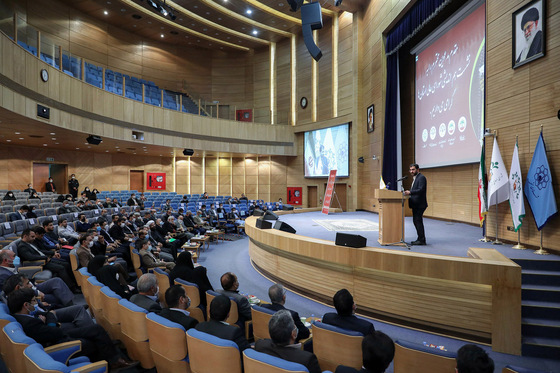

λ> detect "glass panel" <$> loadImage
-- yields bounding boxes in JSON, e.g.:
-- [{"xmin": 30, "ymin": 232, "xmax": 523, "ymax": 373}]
[
  {"xmin": 0, "ymin": 3, "xmax": 14, "ymax": 39},
  {"xmin": 163, "ymin": 90, "xmax": 180, "ymax": 111},
  {"xmin": 84, "ymin": 61, "xmax": 103, "ymax": 88},
  {"xmin": 16, "ymin": 16, "xmax": 38, "ymax": 56},
  {"xmin": 144, "ymin": 83, "xmax": 161, "ymax": 106},
  {"xmin": 105, "ymin": 68, "xmax": 123, "ymax": 95},
  {"xmin": 61, "ymin": 50, "xmax": 82, "ymax": 79},
  {"xmin": 40, "ymin": 34, "xmax": 59, "ymax": 68}
]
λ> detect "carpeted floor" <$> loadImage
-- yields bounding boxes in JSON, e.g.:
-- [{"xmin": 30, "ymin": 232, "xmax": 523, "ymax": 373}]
[{"xmin": 199, "ymin": 211, "xmax": 560, "ymax": 373}]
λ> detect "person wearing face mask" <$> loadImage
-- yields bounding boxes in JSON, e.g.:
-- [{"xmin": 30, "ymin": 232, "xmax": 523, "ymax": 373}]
[
  {"xmin": 8, "ymin": 287, "xmax": 140, "ymax": 371},
  {"xmin": 76, "ymin": 234, "xmax": 99, "ymax": 268},
  {"xmin": 82, "ymin": 187, "xmax": 92, "ymax": 200},
  {"xmin": 136, "ymin": 238, "xmax": 175, "ymax": 273},
  {"xmin": 45, "ymin": 177, "xmax": 56, "ymax": 193},
  {"xmin": 58, "ymin": 218, "xmax": 80, "ymax": 245},
  {"xmin": 76, "ymin": 213, "xmax": 92, "ymax": 233},
  {"xmin": 2, "ymin": 190, "xmax": 16, "ymax": 201},
  {"xmin": 68, "ymin": 174, "xmax": 79, "ymax": 199},
  {"xmin": 23, "ymin": 183, "xmax": 37, "ymax": 195},
  {"xmin": 130, "ymin": 273, "xmax": 162, "ymax": 313}
]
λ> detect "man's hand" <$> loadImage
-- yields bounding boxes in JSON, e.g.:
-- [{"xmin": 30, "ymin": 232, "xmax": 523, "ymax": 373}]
[
  {"xmin": 53, "ymin": 252, "xmax": 61, "ymax": 259},
  {"xmin": 404, "ymin": 190, "xmax": 411, "ymax": 196},
  {"xmin": 108, "ymin": 256, "xmax": 116, "ymax": 263}
]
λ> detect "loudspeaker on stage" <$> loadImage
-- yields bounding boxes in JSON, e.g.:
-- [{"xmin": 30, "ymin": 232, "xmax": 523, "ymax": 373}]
[
  {"xmin": 273, "ymin": 220, "xmax": 297, "ymax": 234},
  {"xmin": 335, "ymin": 233, "xmax": 367, "ymax": 248}
]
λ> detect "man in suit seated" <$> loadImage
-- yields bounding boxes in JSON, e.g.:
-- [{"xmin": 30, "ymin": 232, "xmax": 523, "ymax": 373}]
[
  {"xmin": 255, "ymin": 309, "xmax": 321, "ymax": 373},
  {"xmin": 322, "ymin": 289, "xmax": 374, "ymax": 336},
  {"xmin": 127, "ymin": 193, "xmax": 140, "ymax": 207},
  {"xmin": 136, "ymin": 238, "xmax": 175, "ymax": 273},
  {"xmin": 23, "ymin": 183, "xmax": 37, "ymax": 195},
  {"xmin": 216, "ymin": 272, "xmax": 252, "ymax": 326},
  {"xmin": 8, "ymin": 288, "xmax": 139, "ymax": 371},
  {"xmin": 262, "ymin": 284, "xmax": 310, "ymax": 342},
  {"xmin": 159, "ymin": 285, "xmax": 198, "ymax": 330},
  {"xmin": 456, "ymin": 344, "xmax": 494, "ymax": 373},
  {"xmin": 130, "ymin": 273, "xmax": 162, "ymax": 313},
  {"xmin": 9, "ymin": 205, "xmax": 29, "ymax": 222},
  {"xmin": 45, "ymin": 177, "xmax": 56, "ymax": 193},
  {"xmin": 17, "ymin": 228, "xmax": 79, "ymax": 293},
  {"xmin": 195, "ymin": 294, "xmax": 250, "ymax": 352},
  {"xmin": 335, "ymin": 331, "xmax": 395, "ymax": 373}
]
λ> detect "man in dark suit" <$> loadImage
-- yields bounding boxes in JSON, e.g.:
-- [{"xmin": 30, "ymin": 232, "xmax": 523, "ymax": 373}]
[
  {"xmin": 68, "ymin": 174, "xmax": 79, "ymax": 199},
  {"xmin": 404, "ymin": 163, "xmax": 427, "ymax": 245},
  {"xmin": 8, "ymin": 288, "xmax": 138, "ymax": 371},
  {"xmin": 159, "ymin": 285, "xmax": 198, "ymax": 330},
  {"xmin": 335, "ymin": 331, "xmax": 395, "ymax": 373},
  {"xmin": 216, "ymin": 272, "xmax": 253, "ymax": 326},
  {"xmin": 17, "ymin": 228, "xmax": 79, "ymax": 293},
  {"xmin": 9, "ymin": 205, "xmax": 29, "ymax": 222},
  {"xmin": 255, "ymin": 309, "xmax": 321, "ymax": 373},
  {"xmin": 23, "ymin": 183, "xmax": 37, "ymax": 195},
  {"xmin": 322, "ymin": 289, "xmax": 374, "ymax": 336},
  {"xmin": 195, "ymin": 294, "xmax": 251, "ymax": 352},
  {"xmin": 130, "ymin": 273, "xmax": 163, "ymax": 313},
  {"xmin": 262, "ymin": 284, "xmax": 310, "ymax": 342},
  {"xmin": 45, "ymin": 177, "xmax": 56, "ymax": 193},
  {"xmin": 127, "ymin": 193, "xmax": 140, "ymax": 207}
]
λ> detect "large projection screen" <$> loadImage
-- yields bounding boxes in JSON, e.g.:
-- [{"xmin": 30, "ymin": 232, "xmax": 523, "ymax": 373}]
[
  {"xmin": 304, "ymin": 123, "xmax": 349, "ymax": 178},
  {"xmin": 414, "ymin": 2, "xmax": 485, "ymax": 169}
]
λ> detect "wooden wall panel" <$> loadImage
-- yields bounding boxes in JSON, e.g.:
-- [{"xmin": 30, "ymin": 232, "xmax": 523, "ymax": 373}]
[
  {"xmin": 245, "ymin": 157, "xmax": 258, "ymax": 198},
  {"xmin": 257, "ymin": 157, "xmax": 271, "ymax": 201},
  {"xmin": 276, "ymin": 39, "xmax": 291, "ymax": 125},
  {"xmin": 253, "ymin": 47, "xmax": 270, "ymax": 124},
  {"xmin": 218, "ymin": 157, "xmax": 232, "ymax": 196}
]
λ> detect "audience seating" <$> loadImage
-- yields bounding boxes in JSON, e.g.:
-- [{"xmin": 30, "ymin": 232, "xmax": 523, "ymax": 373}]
[
  {"xmin": 251, "ymin": 305, "xmax": 275, "ymax": 341},
  {"xmin": 174, "ymin": 278, "xmax": 206, "ymax": 322},
  {"xmin": 24, "ymin": 342, "xmax": 108, "ymax": 373},
  {"xmin": 69, "ymin": 248, "xmax": 81, "ymax": 286},
  {"xmin": 393, "ymin": 339, "xmax": 457, "ymax": 373},
  {"xmin": 146, "ymin": 312, "xmax": 190, "ymax": 373},
  {"xmin": 99, "ymin": 286, "xmax": 123, "ymax": 341},
  {"xmin": 502, "ymin": 366, "xmax": 550, "ymax": 373},
  {"xmin": 186, "ymin": 328, "xmax": 242, "ymax": 373},
  {"xmin": 131, "ymin": 248, "xmax": 146, "ymax": 278},
  {"xmin": 312, "ymin": 322, "xmax": 363, "ymax": 372},
  {"xmin": 243, "ymin": 348, "xmax": 324, "ymax": 373},
  {"xmin": 206, "ymin": 290, "xmax": 239, "ymax": 326},
  {"xmin": 117, "ymin": 299, "xmax": 155, "ymax": 369},
  {"xmin": 85, "ymin": 276, "xmax": 105, "ymax": 321},
  {"xmin": 153, "ymin": 267, "xmax": 171, "ymax": 306}
]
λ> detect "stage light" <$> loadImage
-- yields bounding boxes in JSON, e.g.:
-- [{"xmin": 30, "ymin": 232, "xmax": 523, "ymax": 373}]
[
  {"xmin": 358, "ymin": 157, "xmax": 364, "ymax": 163},
  {"xmin": 286, "ymin": 0, "xmax": 304, "ymax": 12},
  {"xmin": 160, "ymin": 7, "xmax": 168, "ymax": 16},
  {"xmin": 246, "ymin": 9, "xmax": 252, "ymax": 14},
  {"xmin": 147, "ymin": 0, "xmax": 158, "ymax": 9}
]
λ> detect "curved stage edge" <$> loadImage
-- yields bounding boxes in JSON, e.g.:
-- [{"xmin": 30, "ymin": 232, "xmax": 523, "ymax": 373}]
[{"xmin": 245, "ymin": 211, "xmax": 521, "ymax": 355}]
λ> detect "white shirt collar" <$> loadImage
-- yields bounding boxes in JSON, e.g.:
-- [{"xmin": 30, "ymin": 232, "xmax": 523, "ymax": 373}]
[{"xmin": 170, "ymin": 308, "xmax": 190, "ymax": 316}]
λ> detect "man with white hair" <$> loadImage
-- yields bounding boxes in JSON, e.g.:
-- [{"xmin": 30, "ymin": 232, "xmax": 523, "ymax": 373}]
[
  {"xmin": 516, "ymin": 7, "xmax": 543, "ymax": 63},
  {"xmin": 130, "ymin": 273, "xmax": 162, "ymax": 313}
]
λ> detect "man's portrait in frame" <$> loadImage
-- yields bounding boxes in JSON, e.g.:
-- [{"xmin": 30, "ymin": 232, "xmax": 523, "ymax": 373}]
[{"xmin": 513, "ymin": 0, "xmax": 545, "ymax": 69}]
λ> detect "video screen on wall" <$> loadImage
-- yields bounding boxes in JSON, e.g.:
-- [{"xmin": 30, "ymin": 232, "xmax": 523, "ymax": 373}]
[
  {"xmin": 304, "ymin": 123, "xmax": 349, "ymax": 178},
  {"xmin": 414, "ymin": 1, "xmax": 485, "ymax": 168}
]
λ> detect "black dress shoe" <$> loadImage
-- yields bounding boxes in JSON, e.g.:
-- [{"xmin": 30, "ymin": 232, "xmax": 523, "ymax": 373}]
[
  {"xmin": 110, "ymin": 358, "xmax": 140, "ymax": 372},
  {"xmin": 411, "ymin": 240, "xmax": 426, "ymax": 245}
]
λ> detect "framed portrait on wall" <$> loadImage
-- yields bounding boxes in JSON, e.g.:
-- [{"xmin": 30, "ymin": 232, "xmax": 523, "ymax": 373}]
[
  {"xmin": 367, "ymin": 104, "xmax": 374, "ymax": 133},
  {"xmin": 512, "ymin": 0, "xmax": 545, "ymax": 69}
]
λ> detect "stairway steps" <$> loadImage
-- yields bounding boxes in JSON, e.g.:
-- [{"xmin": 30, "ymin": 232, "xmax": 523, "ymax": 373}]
[
  {"xmin": 522, "ymin": 321, "xmax": 560, "ymax": 339},
  {"xmin": 512, "ymin": 259, "xmax": 560, "ymax": 271},
  {"xmin": 522, "ymin": 287, "xmax": 560, "ymax": 303},
  {"xmin": 522, "ymin": 272, "xmax": 560, "ymax": 287}
]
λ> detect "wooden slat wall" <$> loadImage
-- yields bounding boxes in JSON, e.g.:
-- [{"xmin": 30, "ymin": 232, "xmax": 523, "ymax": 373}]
[
  {"xmin": 317, "ymin": 18, "xmax": 333, "ymax": 122},
  {"xmin": 218, "ymin": 157, "xmax": 232, "ymax": 196},
  {"xmin": 232, "ymin": 158, "xmax": 246, "ymax": 197},
  {"xmin": 257, "ymin": 157, "xmax": 271, "ymax": 201},
  {"xmin": 276, "ymin": 38, "xmax": 291, "ymax": 125},
  {"xmin": 205, "ymin": 157, "xmax": 218, "ymax": 196},
  {"xmin": 245, "ymin": 157, "xmax": 258, "ymax": 198},
  {"xmin": 252, "ymin": 48, "xmax": 270, "ymax": 124}
]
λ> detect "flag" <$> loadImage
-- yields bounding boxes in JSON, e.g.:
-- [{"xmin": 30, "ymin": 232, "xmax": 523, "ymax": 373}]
[
  {"xmin": 508, "ymin": 140, "xmax": 525, "ymax": 231},
  {"xmin": 477, "ymin": 143, "xmax": 487, "ymax": 226},
  {"xmin": 487, "ymin": 138, "xmax": 509, "ymax": 206},
  {"xmin": 524, "ymin": 133, "xmax": 558, "ymax": 230},
  {"xmin": 380, "ymin": 176, "xmax": 386, "ymax": 190}
]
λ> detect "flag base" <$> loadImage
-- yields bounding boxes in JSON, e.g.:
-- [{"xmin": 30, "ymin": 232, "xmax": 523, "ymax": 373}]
[
  {"xmin": 534, "ymin": 248, "xmax": 549, "ymax": 255},
  {"xmin": 492, "ymin": 239, "xmax": 503, "ymax": 245},
  {"xmin": 479, "ymin": 237, "xmax": 491, "ymax": 242},
  {"xmin": 512, "ymin": 243, "xmax": 526, "ymax": 250}
]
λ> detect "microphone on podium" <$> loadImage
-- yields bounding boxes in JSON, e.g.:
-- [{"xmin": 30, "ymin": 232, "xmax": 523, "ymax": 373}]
[{"xmin": 396, "ymin": 175, "xmax": 408, "ymax": 182}]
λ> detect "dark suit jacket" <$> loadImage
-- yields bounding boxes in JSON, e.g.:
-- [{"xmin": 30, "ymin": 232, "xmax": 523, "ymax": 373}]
[
  {"xmin": 335, "ymin": 366, "xmax": 369, "ymax": 373},
  {"xmin": 17, "ymin": 240, "xmax": 51, "ymax": 262},
  {"xmin": 45, "ymin": 182, "xmax": 56, "ymax": 192},
  {"xmin": 9, "ymin": 211, "xmax": 26, "ymax": 222},
  {"xmin": 195, "ymin": 319, "xmax": 250, "ymax": 351},
  {"xmin": 261, "ymin": 303, "xmax": 310, "ymax": 342},
  {"xmin": 13, "ymin": 313, "xmax": 69, "ymax": 347},
  {"xmin": 127, "ymin": 197, "xmax": 139, "ymax": 206},
  {"xmin": 408, "ymin": 173, "xmax": 427, "ymax": 210},
  {"xmin": 130, "ymin": 294, "xmax": 163, "ymax": 313},
  {"xmin": 159, "ymin": 308, "xmax": 198, "ymax": 331},
  {"xmin": 322, "ymin": 313, "xmax": 375, "ymax": 336},
  {"xmin": 254, "ymin": 339, "xmax": 321, "ymax": 373},
  {"xmin": 0, "ymin": 266, "xmax": 17, "ymax": 289}
]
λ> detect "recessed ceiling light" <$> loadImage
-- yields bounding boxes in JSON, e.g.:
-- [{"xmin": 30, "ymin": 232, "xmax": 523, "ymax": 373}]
[
  {"xmin": 218, "ymin": 17, "xmax": 222, "ymax": 20},
  {"xmin": 252, "ymin": 30, "xmax": 258, "ymax": 35},
  {"xmin": 43, "ymin": 144, "xmax": 48, "ymax": 146},
  {"xmin": 133, "ymin": 25, "xmax": 137, "ymax": 27},
  {"xmin": 50, "ymin": 132, "xmax": 55, "ymax": 135},
  {"xmin": 206, "ymin": 12, "xmax": 210, "ymax": 15},
  {"xmin": 193, "ymin": 5, "xmax": 198, "ymax": 8},
  {"xmin": 161, "ymin": 34, "xmax": 164, "ymax": 38},
  {"xmin": 76, "ymin": 147, "xmax": 80, "ymax": 150},
  {"xmin": 6, "ymin": 140, "xmax": 11, "ymax": 142},
  {"xmin": 241, "ymin": 27, "xmax": 245, "ymax": 30},
  {"xmin": 203, "ymin": 28, "xmax": 207, "ymax": 31},
  {"xmin": 106, "ymin": 1, "xmax": 111, "ymax": 4},
  {"xmin": 278, "ymin": 2, "xmax": 283, "ymax": 6},
  {"xmin": 120, "ymin": 8, "xmax": 126, "ymax": 12},
  {"xmin": 104, "ymin": 10, "xmax": 109, "ymax": 15},
  {"xmin": 106, "ymin": 150, "xmax": 109, "ymax": 152},
  {"xmin": 246, "ymin": 9, "xmax": 252, "ymax": 14},
  {"xmin": 52, "ymin": 138, "xmax": 56, "ymax": 140},
  {"xmin": 15, "ymin": 132, "xmax": 20, "ymax": 134},
  {"xmin": 55, "ymin": 142, "xmax": 60, "ymax": 145},
  {"xmin": 19, "ymin": 137, "xmax": 24, "ymax": 140}
]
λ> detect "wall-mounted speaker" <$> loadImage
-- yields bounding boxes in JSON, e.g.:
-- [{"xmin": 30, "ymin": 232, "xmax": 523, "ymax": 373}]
[
  {"xmin": 273, "ymin": 220, "xmax": 296, "ymax": 234},
  {"xmin": 256, "ymin": 218, "xmax": 273, "ymax": 229},
  {"xmin": 183, "ymin": 149, "xmax": 194, "ymax": 156},
  {"xmin": 37, "ymin": 104, "xmax": 50, "ymax": 119},
  {"xmin": 86, "ymin": 135, "xmax": 102, "ymax": 145},
  {"xmin": 335, "ymin": 233, "xmax": 367, "ymax": 248},
  {"xmin": 263, "ymin": 211, "xmax": 279, "ymax": 221}
]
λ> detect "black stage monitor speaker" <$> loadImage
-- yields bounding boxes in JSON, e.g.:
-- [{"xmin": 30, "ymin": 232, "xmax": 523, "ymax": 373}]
[
  {"xmin": 256, "ymin": 218, "xmax": 273, "ymax": 229},
  {"xmin": 335, "ymin": 233, "xmax": 367, "ymax": 248},
  {"xmin": 37, "ymin": 104, "xmax": 50, "ymax": 119},
  {"xmin": 86, "ymin": 135, "xmax": 102, "ymax": 145},
  {"xmin": 282, "ymin": 204, "xmax": 294, "ymax": 211},
  {"xmin": 274, "ymin": 220, "xmax": 296, "ymax": 234},
  {"xmin": 183, "ymin": 149, "xmax": 194, "ymax": 156},
  {"xmin": 263, "ymin": 211, "xmax": 279, "ymax": 221},
  {"xmin": 253, "ymin": 209, "xmax": 265, "ymax": 217}
]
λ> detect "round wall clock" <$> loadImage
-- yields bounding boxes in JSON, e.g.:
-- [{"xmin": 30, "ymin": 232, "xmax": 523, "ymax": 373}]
[
  {"xmin": 300, "ymin": 97, "xmax": 308, "ymax": 109},
  {"xmin": 40, "ymin": 69, "xmax": 49, "ymax": 82}
]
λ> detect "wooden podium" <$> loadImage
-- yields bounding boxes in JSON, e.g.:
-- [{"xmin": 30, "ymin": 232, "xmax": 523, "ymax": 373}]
[{"xmin": 375, "ymin": 189, "xmax": 406, "ymax": 245}]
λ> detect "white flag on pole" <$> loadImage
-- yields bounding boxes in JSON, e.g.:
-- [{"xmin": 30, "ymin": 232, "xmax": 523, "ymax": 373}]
[
  {"xmin": 488, "ymin": 138, "xmax": 509, "ymax": 206},
  {"xmin": 508, "ymin": 141, "xmax": 525, "ymax": 231}
]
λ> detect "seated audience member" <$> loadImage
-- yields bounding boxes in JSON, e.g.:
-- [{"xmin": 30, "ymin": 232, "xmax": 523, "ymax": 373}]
[
  {"xmin": 26, "ymin": 205, "xmax": 38, "ymax": 218},
  {"xmin": 136, "ymin": 238, "xmax": 175, "ymax": 273},
  {"xmin": 3, "ymin": 191, "xmax": 16, "ymax": 201},
  {"xmin": 216, "ymin": 203, "xmax": 225, "ymax": 215},
  {"xmin": 262, "ymin": 284, "xmax": 310, "ymax": 342},
  {"xmin": 8, "ymin": 288, "xmax": 139, "ymax": 370},
  {"xmin": 170, "ymin": 251, "xmax": 213, "ymax": 307},
  {"xmin": 138, "ymin": 229, "xmax": 173, "ymax": 263},
  {"xmin": 58, "ymin": 218, "xmax": 80, "ymax": 245},
  {"xmin": 111, "ymin": 198, "xmax": 121, "ymax": 208},
  {"xmin": 88, "ymin": 255, "xmax": 136, "ymax": 300},
  {"xmin": 78, "ymin": 191, "xmax": 89, "ymax": 203},
  {"xmin": 45, "ymin": 177, "xmax": 56, "ymax": 193},
  {"xmin": 335, "ymin": 331, "xmax": 395, "ymax": 373},
  {"xmin": 216, "ymin": 272, "xmax": 252, "ymax": 325},
  {"xmin": 29, "ymin": 191, "xmax": 41, "ymax": 201},
  {"xmin": 127, "ymin": 193, "xmax": 140, "ymax": 206},
  {"xmin": 193, "ymin": 210, "xmax": 210, "ymax": 231},
  {"xmin": 199, "ymin": 204, "xmax": 209, "ymax": 220},
  {"xmin": 77, "ymin": 233, "xmax": 112, "ymax": 268},
  {"xmin": 3, "ymin": 274, "xmax": 93, "ymax": 330},
  {"xmin": 57, "ymin": 200, "xmax": 73, "ymax": 214},
  {"xmin": 323, "ymin": 289, "xmax": 375, "ymax": 335},
  {"xmin": 76, "ymin": 213, "xmax": 92, "ymax": 233},
  {"xmin": 130, "ymin": 273, "xmax": 162, "ymax": 313},
  {"xmin": 228, "ymin": 207, "xmax": 245, "ymax": 228},
  {"xmin": 32, "ymin": 226, "xmax": 62, "ymax": 256},
  {"xmin": 159, "ymin": 285, "xmax": 199, "ymax": 330},
  {"xmin": 161, "ymin": 199, "xmax": 173, "ymax": 212},
  {"xmin": 255, "ymin": 310, "xmax": 321, "ymax": 373},
  {"xmin": 239, "ymin": 193, "xmax": 248, "ymax": 202},
  {"xmin": 176, "ymin": 214, "xmax": 188, "ymax": 232},
  {"xmin": 10, "ymin": 205, "xmax": 29, "ymax": 221},
  {"xmin": 201, "ymin": 192, "xmax": 209, "ymax": 199},
  {"xmin": 148, "ymin": 219, "xmax": 183, "ymax": 260},
  {"xmin": 43, "ymin": 219, "xmax": 67, "ymax": 246},
  {"xmin": 23, "ymin": 183, "xmax": 37, "ymax": 195},
  {"xmin": 90, "ymin": 188, "xmax": 99, "ymax": 200},
  {"xmin": 180, "ymin": 195, "xmax": 189, "ymax": 204},
  {"xmin": 208, "ymin": 203, "xmax": 219, "ymax": 226},
  {"xmin": 195, "ymin": 294, "xmax": 251, "ymax": 352},
  {"xmin": 184, "ymin": 210, "xmax": 206, "ymax": 235},
  {"xmin": 456, "ymin": 344, "xmax": 494, "ymax": 373}
]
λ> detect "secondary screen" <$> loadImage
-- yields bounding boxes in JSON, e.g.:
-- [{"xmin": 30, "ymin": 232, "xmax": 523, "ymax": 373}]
[
  {"xmin": 415, "ymin": 3, "xmax": 485, "ymax": 168},
  {"xmin": 304, "ymin": 123, "xmax": 349, "ymax": 178}
]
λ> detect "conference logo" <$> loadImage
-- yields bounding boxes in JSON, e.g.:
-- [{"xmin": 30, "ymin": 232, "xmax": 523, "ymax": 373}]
[
  {"xmin": 527, "ymin": 165, "xmax": 550, "ymax": 198},
  {"xmin": 458, "ymin": 116, "xmax": 467, "ymax": 132},
  {"xmin": 430, "ymin": 126, "xmax": 436, "ymax": 140},
  {"xmin": 510, "ymin": 171, "xmax": 522, "ymax": 199},
  {"xmin": 422, "ymin": 129, "xmax": 428, "ymax": 142},
  {"xmin": 448, "ymin": 120, "xmax": 455, "ymax": 135},
  {"xmin": 439, "ymin": 123, "xmax": 446, "ymax": 138}
]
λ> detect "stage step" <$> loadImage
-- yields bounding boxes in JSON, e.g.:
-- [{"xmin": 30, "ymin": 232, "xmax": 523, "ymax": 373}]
[{"xmin": 515, "ymin": 259, "xmax": 560, "ymax": 360}]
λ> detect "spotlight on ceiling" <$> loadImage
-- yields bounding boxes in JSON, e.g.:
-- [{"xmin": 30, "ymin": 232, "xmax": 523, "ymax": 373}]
[
  {"xmin": 147, "ymin": 0, "xmax": 158, "ymax": 9},
  {"xmin": 286, "ymin": 0, "xmax": 304, "ymax": 12}
]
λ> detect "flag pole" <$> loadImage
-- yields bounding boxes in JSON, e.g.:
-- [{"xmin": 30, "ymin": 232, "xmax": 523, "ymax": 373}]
[
  {"xmin": 534, "ymin": 126, "xmax": 549, "ymax": 255},
  {"xmin": 479, "ymin": 135, "xmax": 490, "ymax": 242},
  {"xmin": 492, "ymin": 130, "xmax": 502, "ymax": 245},
  {"xmin": 512, "ymin": 136, "xmax": 526, "ymax": 250}
]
